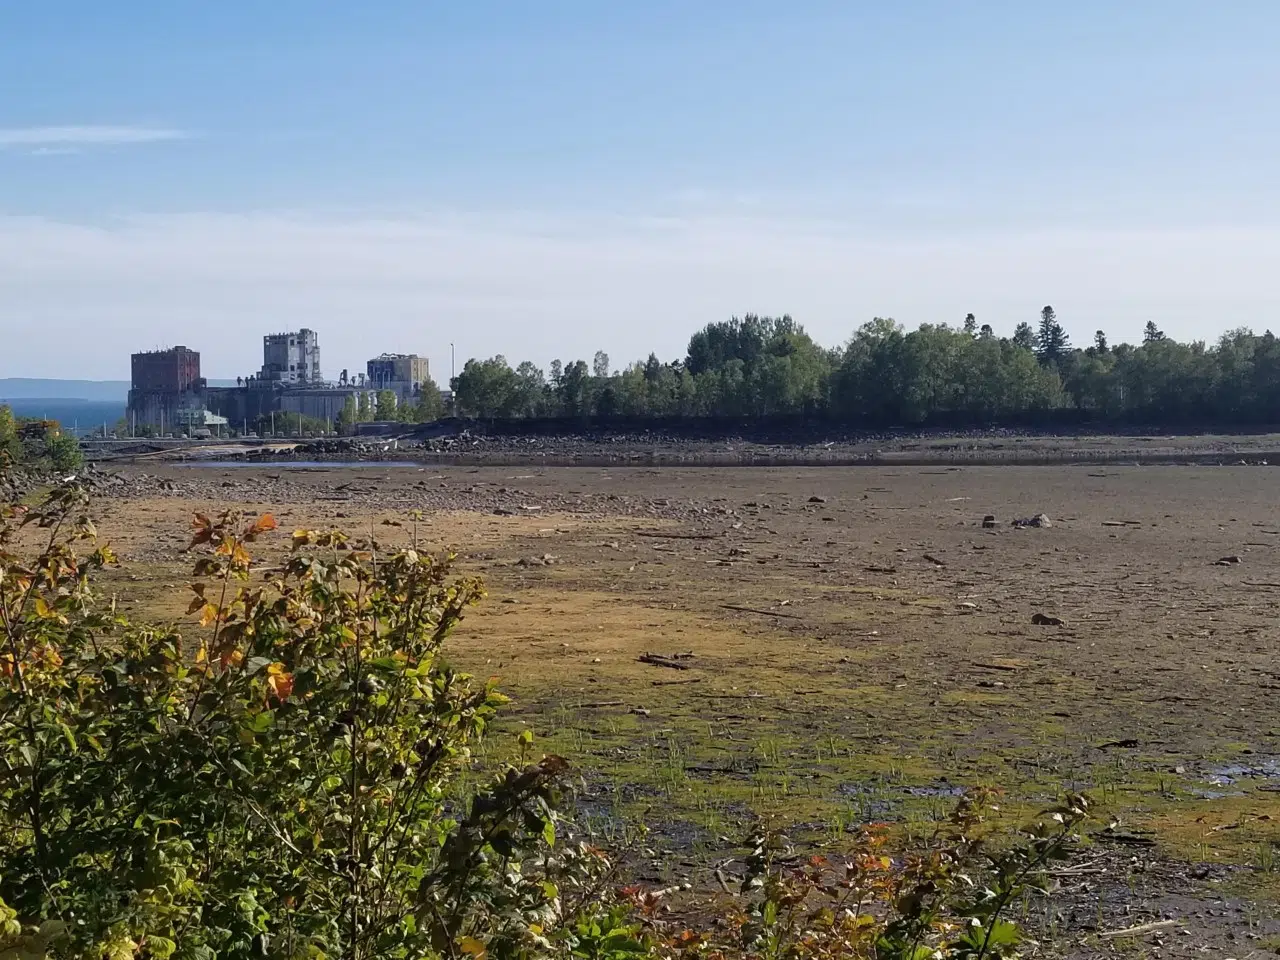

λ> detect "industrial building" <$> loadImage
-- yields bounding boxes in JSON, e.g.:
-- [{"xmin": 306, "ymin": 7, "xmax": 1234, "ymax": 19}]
[
  {"xmin": 126, "ymin": 330, "xmax": 441, "ymax": 436},
  {"xmin": 260, "ymin": 329, "xmax": 322, "ymax": 384},
  {"xmin": 366, "ymin": 353, "xmax": 431, "ymax": 404},
  {"xmin": 126, "ymin": 346, "xmax": 226, "ymax": 434}
]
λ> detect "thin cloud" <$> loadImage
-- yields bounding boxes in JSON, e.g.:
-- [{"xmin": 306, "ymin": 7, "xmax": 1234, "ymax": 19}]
[
  {"xmin": 0, "ymin": 125, "xmax": 190, "ymax": 148},
  {"xmin": 1, "ymin": 210, "xmax": 1278, "ymax": 379}
]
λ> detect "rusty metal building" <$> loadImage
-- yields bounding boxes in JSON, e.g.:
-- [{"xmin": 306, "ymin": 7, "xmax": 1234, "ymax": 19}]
[
  {"xmin": 127, "ymin": 347, "xmax": 207, "ymax": 432},
  {"xmin": 130, "ymin": 345, "xmax": 201, "ymax": 393}
]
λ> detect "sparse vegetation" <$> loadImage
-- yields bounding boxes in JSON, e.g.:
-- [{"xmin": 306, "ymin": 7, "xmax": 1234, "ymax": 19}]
[
  {"xmin": 0, "ymin": 461, "xmax": 1098, "ymax": 958},
  {"xmin": 0, "ymin": 405, "xmax": 82, "ymax": 473}
]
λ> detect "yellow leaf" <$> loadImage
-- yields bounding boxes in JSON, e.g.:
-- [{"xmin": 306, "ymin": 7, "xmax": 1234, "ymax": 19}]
[
  {"xmin": 266, "ymin": 663, "xmax": 294, "ymax": 702},
  {"xmin": 458, "ymin": 936, "xmax": 487, "ymax": 960}
]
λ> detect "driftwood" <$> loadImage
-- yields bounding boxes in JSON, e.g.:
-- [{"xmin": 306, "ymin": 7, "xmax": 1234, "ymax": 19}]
[
  {"xmin": 720, "ymin": 603, "xmax": 804, "ymax": 621},
  {"xmin": 638, "ymin": 653, "xmax": 692, "ymax": 671}
]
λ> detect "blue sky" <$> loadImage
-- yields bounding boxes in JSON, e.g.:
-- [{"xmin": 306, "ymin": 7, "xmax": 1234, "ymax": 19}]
[{"xmin": 2, "ymin": 2, "xmax": 1278, "ymax": 379}]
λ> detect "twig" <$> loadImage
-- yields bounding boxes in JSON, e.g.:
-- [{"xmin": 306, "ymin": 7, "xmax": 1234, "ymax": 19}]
[{"xmin": 1098, "ymin": 919, "xmax": 1181, "ymax": 939}]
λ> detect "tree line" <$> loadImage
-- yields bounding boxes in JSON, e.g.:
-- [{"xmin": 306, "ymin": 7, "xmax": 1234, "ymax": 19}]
[
  {"xmin": 450, "ymin": 311, "xmax": 1280, "ymax": 426},
  {"xmin": 335, "ymin": 385, "xmax": 445, "ymax": 430}
]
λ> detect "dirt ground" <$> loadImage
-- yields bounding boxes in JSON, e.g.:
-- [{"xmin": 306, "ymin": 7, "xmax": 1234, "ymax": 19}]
[{"xmin": 87, "ymin": 461, "xmax": 1280, "ymax": 956}]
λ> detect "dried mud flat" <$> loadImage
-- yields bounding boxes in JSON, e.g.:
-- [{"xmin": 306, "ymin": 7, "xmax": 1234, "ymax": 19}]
[{"xmin": 90, "ymin": 461, "xmax": 1280, "ymax": 956}]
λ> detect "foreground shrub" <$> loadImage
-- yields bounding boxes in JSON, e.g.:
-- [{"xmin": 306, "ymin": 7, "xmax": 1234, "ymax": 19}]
[{"xmin": 1, "ymin": 482, "xmax": 610, "ymax": 958}]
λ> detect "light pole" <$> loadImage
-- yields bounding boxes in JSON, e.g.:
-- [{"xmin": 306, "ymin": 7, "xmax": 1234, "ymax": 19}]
[{"xmin": 450, "ymin": 342, "xmax": 455, "ymax": 384}]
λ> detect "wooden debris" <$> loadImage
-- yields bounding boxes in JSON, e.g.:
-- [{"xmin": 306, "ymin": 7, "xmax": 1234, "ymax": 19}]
[
  {"xmin": 638, "ymin": 653, "xmax": 694, "ymax": 670},
  {"xmin": 720, "ymin": 603, "xmax": 804, "ymax": 621}
]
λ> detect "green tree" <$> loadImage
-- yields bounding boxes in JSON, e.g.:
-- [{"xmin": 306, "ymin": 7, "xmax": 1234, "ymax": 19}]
[
  {"xmin": 1011, "ymin": 322, "xmax": 1036, "ymax": 352},
  {"xmin": 375, "ymin": 389, "xmax": 398, "ymax": 420},
  {"xmin": 558, "ymin": 360, "xmax": 591, "ymax": 417},
  {"xmin": 454, "ymin": 356, "xmax": 524, "ymax": 417},
  {"xmin": 336, "ymin": 394, "xmax": 357, "ymax": 433},
  {"xmin": 1035, "ymin": 305, "xmax": 1070, "ymax": 366},
  {"xmin": 963, "ymin": 313, "xmax": 977, "ymax": 336},
  {"xmin": 43, "ymin": 425, "xmax": 82, "ymax": 472},
  {"xmin": 592, "ymin": 350, "xmax": 610, "ymax": 379},
  {"xmin": 404, "ymin": 376, "xmax": 445, "ymax": 422},
  {"xmin": 357, "ymin": 391, "xmax": 372, "ymax": 422},
  {"xmin": 1143, "ymin": 320, "xmax": 1166, "ymax": 343},
  {"xmin": 514, "ymin": 361, "xmax": 549, "ymax": 416},
  {"xmin": 0, "ymin": 406, "xmax": 18, "ymax": 464}
]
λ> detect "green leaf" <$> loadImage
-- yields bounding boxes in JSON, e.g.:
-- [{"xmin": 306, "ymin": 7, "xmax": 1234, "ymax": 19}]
[{"xmin": 148, "ymin": 936, "xmax": 177, "ymax": 959}]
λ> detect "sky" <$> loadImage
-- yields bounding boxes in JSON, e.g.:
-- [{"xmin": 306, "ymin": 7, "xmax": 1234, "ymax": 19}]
[{"xmin": 2, "ymin": 1, "xmax": 1279, "ymax": 381}]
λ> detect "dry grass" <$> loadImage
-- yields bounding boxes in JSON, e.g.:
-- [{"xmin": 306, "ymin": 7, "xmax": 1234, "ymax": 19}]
[{"xmin": 87, "ymin": 463, "xmax": 1280, "ymax": 899}]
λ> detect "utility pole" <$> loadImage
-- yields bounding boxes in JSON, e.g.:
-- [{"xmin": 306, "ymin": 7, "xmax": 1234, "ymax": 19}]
[{"xmin": 450, "ymin": 342, "xmax": 455, "ymax": 383}]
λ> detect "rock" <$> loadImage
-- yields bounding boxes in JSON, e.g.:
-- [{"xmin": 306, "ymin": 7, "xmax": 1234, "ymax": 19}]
[
  {"xmin": 1031, "ymin": 613, "xmax": 1065, "ymax": 626},
  {"xmin": 982, "ymin": 515, "xmax": 997, "ymax": 528},
  {"xmin": 1214, "ymin": 555, "xmax": 1243, "ymax": 565},
  {"xmin": 1013, "ymin": 513, "xmax": 1052, "ymax": 528},
  {"xmin": 808, "ymin": 496, "xmax": 827, "ymax": 503}
]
